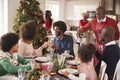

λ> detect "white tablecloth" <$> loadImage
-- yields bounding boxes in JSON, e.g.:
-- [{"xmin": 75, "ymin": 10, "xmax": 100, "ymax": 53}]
[{"xmin": 0, "ymin": 74, "xmax": 18, "ymax": 80}]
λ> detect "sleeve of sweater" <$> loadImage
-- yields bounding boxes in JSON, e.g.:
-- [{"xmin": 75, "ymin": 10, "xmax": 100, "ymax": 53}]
[
  {"xmin": 17, "ymin": 55, "xmax": 30, "ymax": 64},
  {"xmin": 2, "ymin": 58, "xmax": 31, "ymax": 74},
  {"xmin": 35, "ymin": 42, "xmax": 48, "ymax": 56}
]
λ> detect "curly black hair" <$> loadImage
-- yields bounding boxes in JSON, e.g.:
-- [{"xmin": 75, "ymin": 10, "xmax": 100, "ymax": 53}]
[
  {"xmin": 20, "ymin": 20, "xmax": 37, "ymax": 40},
  {"xmin": 0, "ymin": 33, "xmax": 19, "ymax": 52},
  {"xmin": 53, "ymin": 21, "xmax": 67, "ymax": 33},
  {"xmin": 78, "ymin": 44, "xmax": 96, "ymax": 63}
]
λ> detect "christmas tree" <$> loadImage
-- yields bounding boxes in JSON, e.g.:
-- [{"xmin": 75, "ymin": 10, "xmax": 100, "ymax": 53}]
[{"xmin": 13, "ymin": 0, "xmax": 48, "ymax": 51}]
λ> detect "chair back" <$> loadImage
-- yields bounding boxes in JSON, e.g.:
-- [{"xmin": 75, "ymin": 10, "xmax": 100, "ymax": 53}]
[
  {"xmin": 99, "ymin": 61, "xmax": 107, "ymax": 80},
  {"xmin": 113, "ymin": 59, "xmax": 120, "ymax": 80},
  {"xmin": 104, "ymin": 73, "xmax": 108, "ymax": 80}
]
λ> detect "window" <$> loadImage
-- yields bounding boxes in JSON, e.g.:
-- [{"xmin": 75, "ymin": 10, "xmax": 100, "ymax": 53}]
[
  {"xmin": 0, "ymin": 0, "xmax": 8, "ymax": 36},
  {"xmin": 46, "ymin": 0, "xmax": 59, "ymax": 21},
  {"xmin": 45, "ymin": 0, "xmax": 59, "ymax": 34}
]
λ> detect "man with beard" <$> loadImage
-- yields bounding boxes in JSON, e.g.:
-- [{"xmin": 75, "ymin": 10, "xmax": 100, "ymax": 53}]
[
  {"xmin": 52, "ymin": 21, "xmax": 74, "ymax": 56},
  {"xmin": 77, "ymin": 6, "xmax": 119, "ymax": 68}
]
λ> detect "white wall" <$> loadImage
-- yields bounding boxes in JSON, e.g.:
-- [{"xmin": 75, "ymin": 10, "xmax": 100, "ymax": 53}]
[
  {"xmin": 8, "ymin": 0, "xmax": 19, "ymax": 32},
  {"xmin": 64, "ymin": 0, "xmax": 100, "ymax": 27},
  {"xmin": 59, "ymin": 0, "xmax": 65, "ymax": 21}
]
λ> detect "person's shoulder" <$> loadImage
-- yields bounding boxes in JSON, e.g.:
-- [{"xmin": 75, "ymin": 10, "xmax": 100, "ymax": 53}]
[
  {"xmin": 64, "ymin": 34, "xmax": 72, "ymax": 38},
  {"xmin": 106, "ymin": 16, "xmax": 116, "ymax": 22}
]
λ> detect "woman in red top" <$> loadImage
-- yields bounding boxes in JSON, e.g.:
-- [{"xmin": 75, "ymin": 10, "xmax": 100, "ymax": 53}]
[
  {"xmin": 79, "ymin": 13, "xmax": 89, "ymax": 27},
  {"xmin": 45, "ymin": 10, "xmax": 53, "ymax": 34},
  {"xmin": 78, "ymin": 13, "xmax": 94, "ymax": 45}
]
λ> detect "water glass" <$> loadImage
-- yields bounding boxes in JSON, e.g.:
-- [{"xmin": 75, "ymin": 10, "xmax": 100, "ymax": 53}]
[
  {"xmin": 30, "ymin": 60, "xmax": 35, "ymax": 70},
  {"xmin": 47, "ymin": 53, "xmax": 53, "ymax": 62},
  {"xmin": 64, "ymin": 50, "xmax": 70, "ymax": 56},
  {"xmin": 40, "ymin": 74, "xmax": 50, "ymax": 80},
  {"xmin": 18, "ymin": 68, "xmax": 26, "ymax": 80},
  {"xmin": 41, "ymin": 62, "xmax": 53, "ymax": 72}
]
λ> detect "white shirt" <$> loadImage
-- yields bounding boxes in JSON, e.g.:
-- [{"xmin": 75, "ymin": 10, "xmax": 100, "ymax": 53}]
[
  {"xmin": 105, "ymin": 40, "xmax": 116, "ymax": 46},
  {"xmin": 97, "ymin": 16, "xmax": 106, "ymax": 22}
]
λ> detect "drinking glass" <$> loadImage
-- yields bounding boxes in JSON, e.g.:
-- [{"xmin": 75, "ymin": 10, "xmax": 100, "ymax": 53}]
[
  {"xmin": 18, "ymin": 68, "xmax": 26, "ymax": 80},
  {"xmin": 30, "ymin": 60, "xmax": 35, "ymax": 70},
  {"xmin": 40, "ymin": 74, "xmax": 50, "ymax": 80},
  {"xmin": 46, "ymin": 53, "xmax": 53, "ymax": 62},
  {"xmin": 66, "ymin": 50, "xmax": 70, "ymax": 54},
  {"xmin": 41, "ymin": 62, "xmax": 53, "ymax": 72},
  {"xmin": 41, "ymin": 62, "xmax": 53, "ymax": 80},
  {"xmin": 64, "ymin": 50, "xmax": 70, "ymax": 58}
]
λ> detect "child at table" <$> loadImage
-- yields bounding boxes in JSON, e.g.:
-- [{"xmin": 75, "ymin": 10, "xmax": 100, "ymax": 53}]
[
  {"xmin": 18, "ymin": 20, "xmax": 48, "ymax": 57},
  {"xmin": 63, "ymin": 44, "xmax": 98, "ymax": 80},
  {"xmin": 0, "ymin": 33, "xmax": 39, "ymax": 76}
]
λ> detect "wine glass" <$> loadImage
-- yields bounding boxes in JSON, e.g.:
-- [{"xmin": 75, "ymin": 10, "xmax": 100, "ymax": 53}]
[
  {"xmin": 41, "ymin": 62, "xmax": 53, "ymax": 73},
  {"xmin": 18, "ymin": 68, "xmax": 26, "ymax": 80},
  {"xmin": 64, "ymin": 50, "xmax": 70, "ymax": 57},
  {"xmin": 41, "ymin": 62, "xmax": 53, "ymax": 80},
  {"xmin": 46, "ymin": 53, "xmax": 53, "ymax": 62}
]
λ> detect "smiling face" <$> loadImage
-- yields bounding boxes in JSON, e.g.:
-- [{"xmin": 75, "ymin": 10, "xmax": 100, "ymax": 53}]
[
  {"xmin": 54, "ymin": 26, "xmax": 63, "ymax": 37},
  {"xmin": 96, "ymin": 7, "xmax": 105, "ymax": 20}
]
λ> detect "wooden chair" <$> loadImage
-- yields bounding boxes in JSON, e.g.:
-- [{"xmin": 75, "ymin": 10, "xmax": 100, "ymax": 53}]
[
  {"xmin": 104, "ymin": 73, "xmax": 108, "ymax": 80},
  {"xmin": 112, "ymin": 59, "xmax": 120, "ymax": 80},
  {"xmin": 99, "ymin": 61, "xmax": 107, "ymax": 80}
]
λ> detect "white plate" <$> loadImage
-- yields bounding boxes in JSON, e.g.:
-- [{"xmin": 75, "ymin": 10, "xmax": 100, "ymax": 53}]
[
  {"xmin": 35, "ymin": 57, "xmax": 49, "ymax": 62},
  {"xmin": 58, "ymin": 68, "xmax": 78, "ymax": 75},
  {"xmin": 67, "ymin": 60, "xmax": 80, "ymax": 65},
  {"xmin": 24, "ymin": 55, "xmax": 35, "ymax": 59}
]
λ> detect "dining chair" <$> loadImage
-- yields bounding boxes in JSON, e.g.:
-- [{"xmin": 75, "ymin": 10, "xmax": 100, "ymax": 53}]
[
  {"xmin": 99, "ymin": 61, "xmax": 107, "ymax": 80},
  {"xmin": 112, "ymin": 59, "xmax": 120, "ymax": 80},
  {"xmin": 104, "ymin": 73, "xmax": 108, "ymax": 80}
]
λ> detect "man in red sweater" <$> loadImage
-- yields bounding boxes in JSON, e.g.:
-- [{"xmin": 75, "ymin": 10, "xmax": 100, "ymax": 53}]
[{"xmin": 78, "ymin": 6, "xmax": 120, "ymax": 68}]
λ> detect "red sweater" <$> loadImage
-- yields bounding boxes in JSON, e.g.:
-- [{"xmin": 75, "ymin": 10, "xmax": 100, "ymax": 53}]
[
  {"xmin": 81, "ymin": 16, "xmax": 119, "ymax": 41},
  {"xmin": 81, "ymin": 16, "xmax": 120, "ymax": 67}
]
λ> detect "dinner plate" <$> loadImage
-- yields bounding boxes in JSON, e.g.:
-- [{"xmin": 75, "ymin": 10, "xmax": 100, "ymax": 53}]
[
  {"xmin": 24, "ymin": 55, "xmax": 35, "ymax": 59},
  {"xmin": 58, "ymin": 68, "xmax": 78, "ymax": 75},
  {"xmin": 67, "ymin": 60, "xmax": 80, "ymax": 65},
  {"xmin": 35, "ymin": 57, "xmax": 49, "ymax": 62}
]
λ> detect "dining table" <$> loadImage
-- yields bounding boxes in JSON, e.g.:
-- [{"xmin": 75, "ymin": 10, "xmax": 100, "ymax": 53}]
[
  {"xmin": 32, "ymin": 55, "xmax": 79, "ymax": 80},
  {"xmin": 0, "ymin": 53, "xmax": 78, "ymax": 80},
  {"xmin": 0, "ymin": 54, "xmax": 79, "ymax": 80}
]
